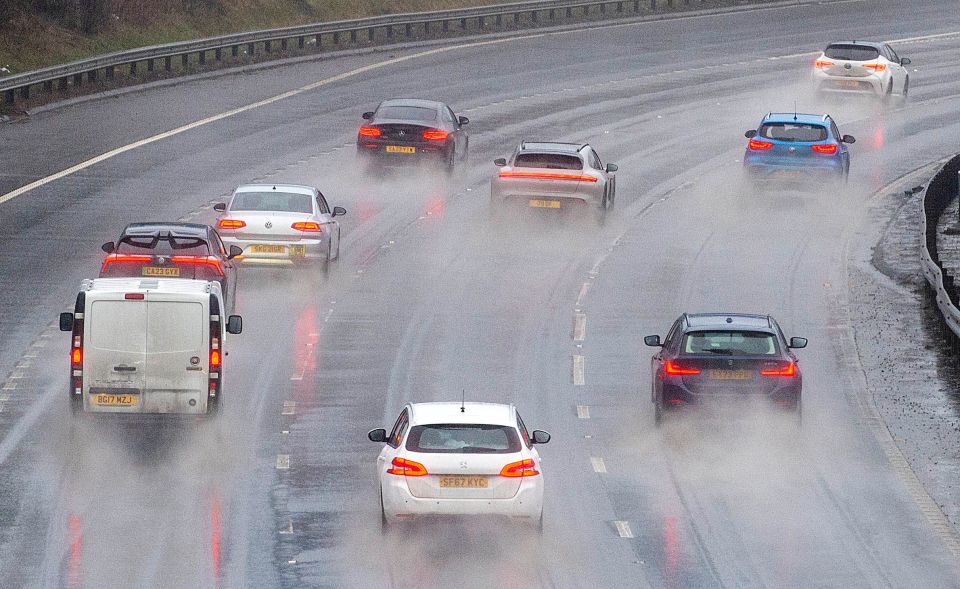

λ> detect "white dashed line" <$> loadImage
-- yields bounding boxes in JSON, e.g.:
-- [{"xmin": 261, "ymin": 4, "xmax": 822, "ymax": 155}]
[
  {"xmin": 276, "ymin": 454, "xmax": 290, "ymax": 470},
  {"xmin": 279, "ymin": 518, "xmax": 294, "ymax": 534},
  {"xmin": 576, "ymin": 404, "xmax": 590, "ymax": 419},
  {"xmin": 614, "ymin": 521, "xmax": 634, "ymax": 538},
  {"xmin": 575, "ymin": 282, "xmax": 591, "ymax": 307},
  {"xmin": 591, "ymin": 457, "xmax": 607, "ymax": 473},
  {"xmin": 573, "ymin": 313, "xmax": 587, "ymax": 342},
  {"xmin": 572, "ymin": 355, "xmax": 585, "ymax": 386},
  {"xmin": 282, "ymin": 401, "xmax": 296, "ymax": 415}
]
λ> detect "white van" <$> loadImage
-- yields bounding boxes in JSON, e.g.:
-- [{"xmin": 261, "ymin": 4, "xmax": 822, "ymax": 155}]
[{"xmin": 59, "ymin": 278, "xmax": 242, "ymax": 417}]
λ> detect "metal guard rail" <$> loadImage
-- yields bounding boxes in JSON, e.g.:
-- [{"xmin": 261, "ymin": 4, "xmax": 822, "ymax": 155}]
[
  {"xmin": 1, "ymin": 0, "xmax": 778, "ymax": 106},
  {"xmin": 920, "ymin": 154, "xmax": 960, "ymax": 337}
]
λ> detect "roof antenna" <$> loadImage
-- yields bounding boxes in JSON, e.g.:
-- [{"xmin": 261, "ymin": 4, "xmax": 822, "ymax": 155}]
[
  {"xmin": 461, "ymin": 390, "xmax": 465, "ymax": 413},
  {"xmin": 793, "ymin": 101, "xmax": 798, "ymax": 121}
]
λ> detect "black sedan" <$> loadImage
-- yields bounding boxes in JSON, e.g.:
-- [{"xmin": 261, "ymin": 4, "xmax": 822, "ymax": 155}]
[
  {"xmin": 644, "ymin": 313, "xmax": 806, "ymax": 424},
  {"xmin": 356, "ymin": 98, "xmax": 469, "ymax": 173},
  {"xmin": 100, "ymin": 222, "xmax": 242, "ymax": 311}
]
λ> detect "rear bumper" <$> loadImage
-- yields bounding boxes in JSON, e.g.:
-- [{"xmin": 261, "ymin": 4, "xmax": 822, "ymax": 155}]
[
  {"xmin": 357, "ymin": 143, "xmax": 450, "ymax": 166},
  {"xmin": 222, "ymin": 236, "xmax": 327, "ymax": 265},
  {"xmin": 381, "ymin": 476, "xmax": 543, "ymax": 520},
  {"xmin": 743, "ymin": 160, "xmax": 844, "ymax": 181},
  {"xmin": 812, "ymin": 71, "xmax": 884, "ymax": 95},
  {"xmin": 659, "ymin": 379, "xmax": 801, "ymax": 411},
  {"xmin": 82, "ymin": 390, "xmax": 211, "ymax": 415}
]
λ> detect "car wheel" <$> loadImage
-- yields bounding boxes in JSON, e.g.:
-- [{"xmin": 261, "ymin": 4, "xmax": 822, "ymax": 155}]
[
  {"xmin": 380, "ymin": 491, "xmax": 389, "ymax": 534},
  {"xmin": 595, "ymin": 198, "xmax": 608, "ymax": 226},
  {"xmin": 654, "ymin": 399, "xmax": 663, "ymax": 427},
  {"xmin": 444, "ymin": 149, "xmax": 456, "ymax": 175},
  {"xmin": 535, "ymin": 511, "xmax": 544, "ymax": 534},
  {"xmin": 333, "ymin": 229, "xmax": 341, "ymax": 261}
]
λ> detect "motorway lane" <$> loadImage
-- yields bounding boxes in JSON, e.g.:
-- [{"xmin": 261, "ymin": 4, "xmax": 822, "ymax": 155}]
[{"xmin": 3, "ymin": 0, "xmax": 960, "ymax": 586}]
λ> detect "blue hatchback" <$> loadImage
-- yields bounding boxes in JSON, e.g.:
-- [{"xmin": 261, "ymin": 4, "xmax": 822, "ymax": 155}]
[{"xmin": 742, "ymin": 113, "xmax": 855, "ymax": 184}]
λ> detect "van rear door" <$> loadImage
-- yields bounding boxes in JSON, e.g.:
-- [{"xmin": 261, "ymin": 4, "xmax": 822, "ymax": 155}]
[
  {"xmin": 144, "ymin": 299, "xmax": 207, "ymax": 413},
  {"xmin": 86, "ymin": 297, "xmax": 147, "ymax": 412}
]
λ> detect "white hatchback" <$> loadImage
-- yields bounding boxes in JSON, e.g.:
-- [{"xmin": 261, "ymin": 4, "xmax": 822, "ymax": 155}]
[
  {"xmin": 368, "ymin": 402, "xmax": 550, "ymax": 530},
  {"xmin": 812, "ymin": 41, "xmax": 910, "ymax": 101}
]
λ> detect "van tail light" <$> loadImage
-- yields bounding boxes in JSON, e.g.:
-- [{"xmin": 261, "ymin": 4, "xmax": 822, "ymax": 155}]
[
  {"xmin": 664, "ymin": 361, "xmax": 701, "ymax": 376},
  {"xmin": 71, "ymin": 345, "xmax": 82, "ymax": 367},
  {"xmin": 748, "ymin": 139, "xmax": 774, "ymax": 151},
  {"xmin": 863, "ymin": 62, "xmax": 886, "ymax": 72},
  {"xmin": 171, "ymin": 256, "xmax": 225, "ymax": 276},
  {"xmin": 208, "ymin": 295, "xmax": 222, "ymax": 403},
  {"xmin": 210, "ymin": 347, "xmax": 221, "ymax": 369},
  {"xmin": 100, "ymin": 254, "xmax": 152, "ymax": 273},
  {"xmin": 497, "ymin": 170, "xmax": 599, "ymax": 182},
  {"xmin": 811, "ymin": 143, "xmax": 838, "ymax": 154},
  {"xmin": 500, "ymin": 459, "xmax": 539, "ymax": 478},
  {"xmin": 358, "ymin": 126, "xmax": 382, "ymax": 138},
  {"xmin": 124, "ymin": 293, "xmax": 145, "ymax": 300},
  {"xmin": 387, "ymin": 457, "xmax": 428, "ymax": 476},
  {"xmin": 217, "ymin": 219, "xmax": 246, "ymax": 229},
  {"xmin": 760, "ymin": 362, "xmax": 796, "ymax": 377},
  {"xmin": 422, "ymin": 129, "xmax": 449, "ymax": 141},
  {"xmin": 70, "ymin": 293, "xmax": 86, "ymax": 404},
  {"xmin": 291, "ymin": 222, "xmax": 322, "ymax": 232},
  {"xmin": 814, "ymin": 59, "xmax": 833, "ymax": 69}
]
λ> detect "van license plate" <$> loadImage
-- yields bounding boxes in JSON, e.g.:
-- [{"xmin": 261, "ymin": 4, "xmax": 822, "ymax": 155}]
[
  {"xmin": 142, "ymin": 267, "xmax": 180, "ymax": 277},
  {"xmin": 386, "ymin": 145, "xmax": 416, "ymax": 154},
  {"xmin": 529, "ymin": 199, "xmax": 561, "ymax": 209},
  {"xmin": 92, "ymin": 393, "xmax": 137, "ymax": 406},
  {"xmin": 439, "ymin": 476, "xmax": 488, "ymax": 488}
]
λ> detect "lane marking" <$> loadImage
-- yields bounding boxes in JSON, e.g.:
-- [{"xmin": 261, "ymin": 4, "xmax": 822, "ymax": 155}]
[
  {"xmin": 614, "ymin": 520, "xmax": 634, "ymax": 539},
  {"xmin": 572, "ymin": 355, "xmax": 585, "ymax": 386},
  {"xmin": 576, "ymin": 404, "xmax": 590, "ymax": 419},
  {"xmin": 279, "ymin": 518, "xmax": 294, "ymax": 534},
  {"xmin": 575, "ymin": 282, "xmax": 591, "ymax": 307},
  {"xmin": 276, "ymin": 454, "xmax": 290, "ymax": 470},
  {"xmin": 573, "ymin": 313, "xmax": 587, "ymax": 342},
  {"xmin": 591, "ymin": 457, "xmax": 607, "ymax": 473},
  {"xmin": 2, "ymin": 383, "xmax": 16, "ymax": 390},
  {"xmin": 281, "ymin": 400, "xmax": 296, "ymax": 415}
]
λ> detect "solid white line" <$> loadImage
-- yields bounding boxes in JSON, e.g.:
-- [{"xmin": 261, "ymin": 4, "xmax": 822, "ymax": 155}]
[
  {"xmin": 576, "ymin": 404, "xmax": 590, "ymax": 419},
  {"xmin": 1, "ymin": 383, "xmax": 16, "ymax": 390},
  {"xmin": 573, "ymin": 313, "xmax": 587, "ymax": 342},
  {"xmin": 572, "ymin": 355, "xmax": 585, "ymax": 386},
  {"xmin": 591, "ymin": 457, "xmax": 607, "ymax": 473},
  {"xmin": 890, "ymin": 31, "xmax": 960, "ymax": 44},
  {"xmin": 614, "ymin": 520, "xmax": 634, "ymax": 538}
]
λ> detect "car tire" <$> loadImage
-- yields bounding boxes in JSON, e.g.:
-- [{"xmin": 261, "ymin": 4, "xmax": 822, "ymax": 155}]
[
  {"xmin": 795, "ymin": 398, "xmax": 803, "ymax": 428},
  {"xmin": 379, "ymin": 492, "xmax": 389, "ymax": 534},
  {"xmin": 444, "ymin": 149, "xmax": 456, "ymax": 175},
  {"xmin": 535, "ymin": 511, "xmax": 544, "ymax": 534},
  {"xmin": 595, "ymin": 198, "xmax": 608, "ymax": 227},
  {"xmin": 654, "ymin": 399, "xmax": 663, "ymax": 427}
]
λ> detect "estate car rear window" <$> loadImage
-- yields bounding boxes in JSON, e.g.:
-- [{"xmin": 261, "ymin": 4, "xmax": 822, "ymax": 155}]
[
  {"xmin": 759, "ymin": 123, "xmax": 828, "ymax": 142},
  {"xmin": 231, "ymin": 192, "xmax": 313, "ymax": 213},
  {"xmin": 683, "ymin": 331, "xmax": 778, "ymax": 356},
  {"xmin": 514, "ymin": 153, "xmax": 583, "ymax": 170},
  {"xmin": 406, "ymin": 424, "xmax": 521, "ymax": 454},
  {"xmin": 116, "ymin": 236, "xmax": 210, "ymax": 256},
  {"xmin": 377, "ymin": 106, "xmax": 437, "ymax": 121},
  {"xmin": 824, "ymin": 44, "xmax": 880, "ymax": 61}
]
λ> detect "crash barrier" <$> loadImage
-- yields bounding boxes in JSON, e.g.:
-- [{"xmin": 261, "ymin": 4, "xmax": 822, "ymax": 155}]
[
  {"xmin": 920, "ymin": 153, "xmax": 960, "ymax": 337},
  {"xmin": 0, "ymin": 0, "xmax": 787, "ymax": 109}
]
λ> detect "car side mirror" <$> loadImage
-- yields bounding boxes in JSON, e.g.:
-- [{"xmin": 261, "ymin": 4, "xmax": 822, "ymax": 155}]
[
  {"xmin": 841, "ymin": 135, "xmax": 856, "ymax": 144},
  {"xmin": 368, "ymin": 428, "xmax": 387, "ymax": 443},
  {"xmin": 213, "ymin": 203, "xmax": 227, "ymax": 212},
  {"xmin": 644, "ymin": 335, "xmax": 662, "ymax": 347},
  {"xmin": 789, "ymin": 337, "xmax": 808, "ymax": 349},
  {"xmin": 227, "ymin": 245, "xmax": 243, "ymax": 259},
  {"xmin": 332, "ymin": 206, "xmax": 347, "ymax": 217},
  {"xmin": 605, "ymin": 163, "xmax": 618, "ymax": 173},
  {"xmin": 901, "ymin": 57, "xmax": 911, "ymax": 66},
  {"xmin": 362, "ymin": 111, "xmax": 374, "ymax": 120},
  {"xmin": 101, "ymin": 241, "xmax": 115, "ymax": 254},
  {"xmin": 59, "ymin": 312, "xmax": 74, "ymax": 332},
  {"xmin": 226, "ymin": 315, "xmax": 243, "ymax": 334},
  {"xmin": 744, "ymin": 130, "xmax": 757, "ymax": 139},
  {"xmin": 531, "ymin": 430, "xmax": 551, "ymax": 444},
  {"xmin": 494, "ymin": 158, "xmax": 507, "ymax": 167},
  {"xmin": 458, "ymin": 116, "xmax": 469, "ymax": 126}
]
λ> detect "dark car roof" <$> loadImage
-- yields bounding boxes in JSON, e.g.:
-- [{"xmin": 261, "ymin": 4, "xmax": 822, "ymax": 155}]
[
  {"xmin": 121, "ymin": 222, "xmax": 211, "ymax": 238},
  {"xmin": 682, "ymin": 313, "xmax": 774, "ymax": 332},
  {"xmin": 518, "ymin": 141, "xmax": 585, "ymax": 154},
  {"xmin": 379, "ymin": 98, "xmax": 445, "ymax": 110},
  {"xmin": 826, "ymin": 41, "xmax": 885, "ymax": 50}
]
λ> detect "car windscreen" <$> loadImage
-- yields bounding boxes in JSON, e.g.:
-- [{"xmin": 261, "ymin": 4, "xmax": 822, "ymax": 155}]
[
  {"xmin": 824, "ymin": 44, "xmax": 879, "ymax": 61},
  {"xmin": 406, "ymin": 424, "xmax": 521, "ymax": 454},
  {"xmin": 376, "ymin": 106, "xmax": 437, "ymax": 121},
  {"xmin": 683, "ymin": 331, "xmax": 778, "ymax": 356},
  {"xmin": 230, "ymin": 192, "xmax": 313, "ymax": 213},
  {"xmin": 116, "ymin": 235, "xmax": 210, "ymax": 256},
  {"xmin": 758, "ymin": 123, "xmax": 828, "ymax": 142},
  {"xmin": 513, "ymin": 153, "xmax": 583, "ymax": 170}
]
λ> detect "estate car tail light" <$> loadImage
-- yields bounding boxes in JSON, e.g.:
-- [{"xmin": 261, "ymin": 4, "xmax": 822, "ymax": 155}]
[
  {"xmin": 863, "ymin": 62, "xmax": 887, "ymax": 72},
  {"xmin": 748, "ymin": 139, "xmax": 774, "ymax": 151},
  {"xmin": 217, "ymin": 219, "xmax": 246, "ymax": 229},
  {"xmin": 170, "ymin": 256, "xmax": 225, "ymax": 276},
  {"xmin": 814, "ymin": 59, "xmax": 833, "ymax": 70},
  {"xmin": 358, "ymin": 126, "xmax": 382, "ymax": 138},
  {"xmin": 500, "ymin": 459, "xmax": 539, "ymax": 478},
  {"xmin": 760, "ymin": 362, "xmax": 796, "ymax": 377},
  {"xmin": 497, "ymin": 170, "xmax": 599, "ymax": 182},
  {"xmin": 811, "ymin": 143, "xmax": 838, "ymax": 154},
  {"xmin": 422, "ymin": 129, "xmax": 449, "ymax": 141},
  {"xmin": 291, "ymin": 221, "xmax": 322, "ymax": 232},
  {"xmin": 664, "ymin": 361, "xmax": 701, "ymax": 376},
  {"xmin": 387, "ymin": 457, "xmax": 428, "ymax": 476}
]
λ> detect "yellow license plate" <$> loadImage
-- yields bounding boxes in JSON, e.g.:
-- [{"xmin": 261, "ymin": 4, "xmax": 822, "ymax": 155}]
[
  {"xmin": 385, "ymin": 145, "xmax": 416, "ymax": 154},
  {"xmin": 288, "ymin": 245, "xmax": 306, "ymax": 257},
  {"xmin": 92, "ymin": 393, "xmax": 138, "ymax": 406},
  {"xmin": 439, "ymin": 476, "xmax": 488, "ymax": 488},
  {"xmin": 142, "ymin": 267, "xmax": 180, "ymax": 277},
  {"xmin": 707, "ymin": 370, "xmax": 752, "ymax": 380},
  {"xmin": 837, "ymin": 80, "xmax": 860, "ymax": 88},
  {"xmin": 251, "ymin": 244, "xmax": 287, "ymax": 254},
  {"xmin": 529, "ymin": 199, "xmax": 561, "ymax": 209}
]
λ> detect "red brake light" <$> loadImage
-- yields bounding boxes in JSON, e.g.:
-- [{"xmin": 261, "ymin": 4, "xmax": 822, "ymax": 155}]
[
  {"xmin": 71, "ymin": 347, "xmax": 82, "ymax": 366},
  {"xmin": 760, "ymin": 362, "xmax": 796, "ymax": 377},
  {"xmin": 217, "ymin": 219, "xmax": 246, "ymax": 229},
  {"xmin": 500, "ymin": 458, "xmax": 539, "ymax": 478},
  {"xmin": 387, "ymin": 457, "xmax": 428, "ymax": 477},
  {"xmin": 664, "ymin": 361, "xmax": 701, "ymax": 376},
  {"xmin": 100, "ymin": 254, "xmax": 152, "ymax": 273},
  {"xmin": 210, "ymin": 349, "xmax": 221, "ymax": 369},
  {"xmin": 811, "ymin": 143, "xmax": 838, "ymax": 154},
  {"xmin": 814, "ymin": 59, "xmax": 833, "ymax": 69},
  {"xmin": 863, "ymin": 62, "xmax": 887, "ymax": 72},
  {"xmin": 358, "ymin": 126, "xmax": 381, "ymax": 137},
  {"xmin": 170, "ymin": 256, "xmax": 225, "ymax": 276},
  {"xmin": 124, "ymin": 293, "xmax": 145, "ymax": 300},
  {"xmin": 422, "ymin": 129, "xmax": 449, "ymax": 141},
  {"xmin": 291, "ymin": 221, "xmax": 321, "ymax": 232},
  {"xmin": 748, "ymin": 139, "xmax": 774, "ymax": 151},
  {"xmin": 497, "ymin": 170, "xmax": 599, "ymax": 182}
]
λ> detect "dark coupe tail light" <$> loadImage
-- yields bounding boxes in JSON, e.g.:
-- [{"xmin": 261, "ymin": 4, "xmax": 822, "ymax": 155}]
[
  {"xmin": 358, "ymin": 126, "xmax": 382, "ymax": 138},
  {"xmin": 422, "ymin": 129, "xmax": 449, "ymax": 141}
]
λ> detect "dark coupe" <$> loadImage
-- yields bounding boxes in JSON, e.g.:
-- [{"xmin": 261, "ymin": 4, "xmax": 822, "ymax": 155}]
[{"xmin": 356, "ymin": 98, "xmax": 469, "ymax": 172}]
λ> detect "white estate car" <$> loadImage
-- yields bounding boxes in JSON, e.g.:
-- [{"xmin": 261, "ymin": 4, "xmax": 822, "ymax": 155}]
[
  {"xmin": 812, "ymin": 41, "xmax": 911, "ymax": 101},
  {"xmin": 368, "ymin": 402, "xmax": 551, "ymax": 529}
]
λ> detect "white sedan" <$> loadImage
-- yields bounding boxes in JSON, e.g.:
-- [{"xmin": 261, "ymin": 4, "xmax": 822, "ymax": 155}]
[
  {"xmin": 368, "ymin": 402, "xmax": 550, "ymax": 530},
  {"xmin": 214, "ymin": 183, "xmax": 345, "ymax": 269}
]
